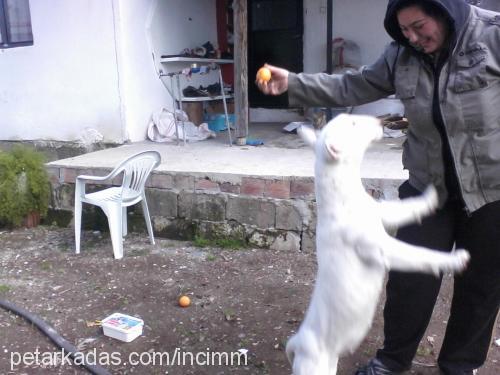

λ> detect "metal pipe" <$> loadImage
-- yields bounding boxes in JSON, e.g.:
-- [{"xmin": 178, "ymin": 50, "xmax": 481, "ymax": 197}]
[
  {"xmin": 0, "ymin": 299, "xmax": 111, "ymax": 375},
  {"xmin": 218, "ymin": 67, "xmax": 233, "ymax": 146}
]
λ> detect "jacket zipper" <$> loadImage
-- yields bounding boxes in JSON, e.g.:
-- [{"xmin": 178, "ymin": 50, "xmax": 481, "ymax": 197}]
[{"xmin": 431, "ymin": 62, "xmax": 469, "ymax": 215}]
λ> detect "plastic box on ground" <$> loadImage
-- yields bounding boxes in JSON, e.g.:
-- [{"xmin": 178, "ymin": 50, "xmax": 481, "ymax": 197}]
[
  {"xmin": 205, "ymin": 113, "xmax": 235, "ymax": 132},
  {"xmin": 101, "ymin": 313, "xmax": 144, "ymax": 342}
]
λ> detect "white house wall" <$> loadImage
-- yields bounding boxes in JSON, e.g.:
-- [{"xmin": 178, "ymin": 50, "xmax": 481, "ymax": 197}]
[
  {"xmin": 0, "ymin": 0, "xmax": 217, "ymax": 144},
  {"xmin": 303, "ymin": 0, "xmax": 391, "ymax": 73},
  {"xmin": 114, "ymin": 0, "xmax": 219, "ymax": 143},
  {"xmin": 149, "ymin": 0, "xmax": 217, "ymax": 64},
  {"xmin": 303, "ymin": 0, "xmax": 328, "ymax": 73},
  {"xmin": 116, "ymin": 0, "xmax": 171, "ymax": 143},
  {"xmin": 120, "ymin": 0, "xmax": 218, "ymax": 142},
  {"xmin": 0, "ymin": 0, "xmax": 124, "ymax": 143},
  {"xmin": 332, "ymin": 0, "xmax": 391, "ymax": 65},
  {"xmin": 148, "ymin": 0, "xmax": 219, "ymax": 104}
]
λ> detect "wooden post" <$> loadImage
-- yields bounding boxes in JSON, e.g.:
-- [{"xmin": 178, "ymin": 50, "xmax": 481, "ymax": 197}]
[
  {"xmin": 326, "ymin": 0, "xmax": 333, "ymax": 121},
  {"xmin": 233, "ymin": 0, "xmax": 248, "ymax": 144}
]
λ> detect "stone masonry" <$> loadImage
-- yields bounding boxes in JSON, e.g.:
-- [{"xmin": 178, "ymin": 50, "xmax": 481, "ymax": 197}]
[{"xmin": 46, "ymin": 165, "xmax": 393, "ymax": 253}]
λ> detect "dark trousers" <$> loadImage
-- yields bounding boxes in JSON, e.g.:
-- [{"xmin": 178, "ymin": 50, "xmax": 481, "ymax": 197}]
[{"xmin": 376, "ymin": 181, "xmax": 500, "ymax": 374}]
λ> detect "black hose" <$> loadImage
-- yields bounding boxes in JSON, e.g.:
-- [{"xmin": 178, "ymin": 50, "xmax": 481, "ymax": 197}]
[{"xmin": 0, "ymin": 299, "xmax": 111, "ymax": 375}]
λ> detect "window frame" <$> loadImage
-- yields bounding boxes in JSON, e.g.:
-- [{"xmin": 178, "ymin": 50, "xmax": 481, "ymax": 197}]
[{"xmin": 0, "ymin": 0, "xmax": 33, "ymax": 49}]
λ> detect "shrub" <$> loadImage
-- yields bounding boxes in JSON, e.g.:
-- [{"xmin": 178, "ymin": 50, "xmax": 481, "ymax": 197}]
[{"xmin": 0, "ymin": 146, "xmax": 50, "ymax": 227}]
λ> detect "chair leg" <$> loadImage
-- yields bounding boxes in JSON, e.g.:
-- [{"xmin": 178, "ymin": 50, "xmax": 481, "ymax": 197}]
[
  {"xmin": 141, "ymin": 196, "xmax": 155, "ymax": 245},
  {"xmin": 122, "ymin": 207, "xmax": 128, "ymax": 237},
  {"xmin": 74, "ymin": 198, "xmax": 82, "ymax": 254},
  {"xmin": 106, "ymin": 205, "xmax": 124, "ymax": 259}
]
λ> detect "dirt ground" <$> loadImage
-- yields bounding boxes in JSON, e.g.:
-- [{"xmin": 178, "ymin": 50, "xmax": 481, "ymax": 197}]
[{"xmin": 0, "ymin": 226, "xmax": 498, "ymax": 375}]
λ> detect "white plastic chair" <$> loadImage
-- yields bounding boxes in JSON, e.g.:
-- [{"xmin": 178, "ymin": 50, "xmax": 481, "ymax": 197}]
[{"xmin": 74, "ymin": 151, "xmax": 161, "ymax": 259}]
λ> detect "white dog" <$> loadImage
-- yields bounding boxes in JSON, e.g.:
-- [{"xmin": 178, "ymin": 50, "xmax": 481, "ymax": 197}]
[{"xmin": 286, "ymin": 114, "xmax": 470, "ymax": 375}]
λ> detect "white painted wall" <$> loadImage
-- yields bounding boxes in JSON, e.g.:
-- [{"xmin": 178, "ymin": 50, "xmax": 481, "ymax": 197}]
[
  {"xmin": 149, "ymin": 0, "xmax": 217, "ymax": 64},
  {"xmin": 303, "ymin": 0, "xmax": 391, "ymax": 73},
  {"xmin": 107, "ymin": 0, "xmax": 218, "ymax": 142},
  {"xmin": 0, "ymin": 0, "xmax": 218, "ymax": 143},
  {"xmin": 116, "ymin": 0, "xmax": 171, "ymax": 142},
  {"xmin": 148, "ymin": 0, "xmax": 219, "ymax": 96},
  {"xmin": 0, "ymin": 0, "xmax": 123, "ymax": 142},
  {"xmin": 303, "ymin": 0, "xmax": 328, "ymax": 73},
  {"xmin": 332, "ymin": 0, "xmax": 391, "ymax": 66}
]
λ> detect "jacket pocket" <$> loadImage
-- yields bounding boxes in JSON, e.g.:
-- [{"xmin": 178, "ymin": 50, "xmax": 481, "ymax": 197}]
[
  {"xmin": 470, "ymin": 129, "xmax": 500, "ymax": 195},
  {"xmin": 453, "ymin": 49, "xmax": 488, "ymax": 93},
  {"xmin": 394, "ymin": 65, "xmax": 419, "ymax": 99}
]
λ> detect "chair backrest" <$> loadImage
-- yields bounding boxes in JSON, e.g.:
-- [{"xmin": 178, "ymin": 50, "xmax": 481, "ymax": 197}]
[{"xmin": 112, "ymin": 151, "xmax": 161, "ymax": 200}]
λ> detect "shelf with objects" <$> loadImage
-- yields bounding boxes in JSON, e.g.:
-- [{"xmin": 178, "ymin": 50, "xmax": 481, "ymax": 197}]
[{"xmin": 159, "ymin": 57, "xmax": 234, "ymax": 146}]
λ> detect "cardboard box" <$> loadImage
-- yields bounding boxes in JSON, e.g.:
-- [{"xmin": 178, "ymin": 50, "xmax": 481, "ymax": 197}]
[
  {"xmin": 205, "ymin": 100, "xmax": 234, "ymax": 115},
  {"xmin": 182, "ymin": 102, "xmax": 204, "ymax": 125}
]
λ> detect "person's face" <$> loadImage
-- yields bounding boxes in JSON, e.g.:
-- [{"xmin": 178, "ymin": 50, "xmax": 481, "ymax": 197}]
[{"xmin": 397, "ymin": 5, "xmax": 448, "ymax": 54}]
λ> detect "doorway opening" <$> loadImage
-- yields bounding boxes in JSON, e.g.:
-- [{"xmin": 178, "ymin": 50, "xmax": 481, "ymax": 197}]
[{"xmin": 247, "ymin": 0, "xmax": 303, "ymax": 109}]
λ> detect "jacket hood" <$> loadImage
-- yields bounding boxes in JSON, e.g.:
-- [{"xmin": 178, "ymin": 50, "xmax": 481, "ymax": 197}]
[{"xmin": 384, "ymin": 0, "xmax": 471, "ymax": 50}]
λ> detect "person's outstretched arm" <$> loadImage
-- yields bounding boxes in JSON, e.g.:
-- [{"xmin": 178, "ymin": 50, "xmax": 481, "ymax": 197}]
[
  {"xmin": 255, "ymin": 42, "xmax": 401, "ymax": 108},
  {"xmin": 255, "ymin": 63, "xmax": 290, "ymax": 96}
]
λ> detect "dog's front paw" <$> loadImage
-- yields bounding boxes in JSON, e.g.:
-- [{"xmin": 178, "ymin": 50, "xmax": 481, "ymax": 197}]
[
  {"xmin": 429, "ymin": 249, "xmax": 470, "ymax": 276},
  {"xmin": 412, "ymin": 186, "xmax": 438, "ymax": 225},
  {"xmin": 451, "ymin": 249, "xmax": 470, "ymax": 272},
  {"xmin": 422, "ymin": 185, "xmax": 439, "ymax": 213},
  {"xmin": 446, "ymin": 249, "xmax": 470, "ymax": 273}
]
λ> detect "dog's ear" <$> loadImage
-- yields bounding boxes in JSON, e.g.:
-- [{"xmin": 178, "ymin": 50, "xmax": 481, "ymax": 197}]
[
  {"xmin": 325, "ymin": 142, "xmax": 341, "ymax": 160},
  {"xmin": 297, "ymin": 125, "xmax": 317, "ymax": 148}
]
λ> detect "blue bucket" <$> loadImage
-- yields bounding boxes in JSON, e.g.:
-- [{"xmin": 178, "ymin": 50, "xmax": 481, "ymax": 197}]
[{"xmin": 205, "ymin": 114, "xmax": 235, "ymax": 132}]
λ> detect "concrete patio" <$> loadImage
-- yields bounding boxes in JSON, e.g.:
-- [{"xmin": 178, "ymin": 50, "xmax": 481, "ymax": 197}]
[{"xmin": 46, "ymin": 123, "xmax": 408, "ymax": 252}]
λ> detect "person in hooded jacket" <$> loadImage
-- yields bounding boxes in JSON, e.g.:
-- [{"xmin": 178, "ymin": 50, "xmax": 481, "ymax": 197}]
[{"xmin": 256, "ymin": 0, "xmax": 500, "ymax": 374}]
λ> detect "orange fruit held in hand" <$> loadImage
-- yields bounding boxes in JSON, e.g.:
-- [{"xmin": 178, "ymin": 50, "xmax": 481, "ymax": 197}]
[
  {"xmin": 178, "ymin": 295, "xmax": 191, "ymax": 308},
  {"xmin": 257, "ymin": 67, "xmax": 272, "ymax": 83}
]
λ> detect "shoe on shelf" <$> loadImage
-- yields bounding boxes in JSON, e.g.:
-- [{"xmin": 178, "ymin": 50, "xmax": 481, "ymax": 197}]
[
  {"xmin": 355, "ymin": 358, "xmax": 401, "ymax": 375},
  {"xmin": 206, "ymin": 83, "xmax": 221, "ymax": 96},
  {"xmin": 182, "ymin": 86, "xmax": 208, "ymax": 97}
]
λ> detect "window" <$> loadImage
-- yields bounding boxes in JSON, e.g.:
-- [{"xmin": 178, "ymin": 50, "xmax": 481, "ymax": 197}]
[{"xmin": 0, "ymin": 0, "xmax": 33, "ymax": 49}]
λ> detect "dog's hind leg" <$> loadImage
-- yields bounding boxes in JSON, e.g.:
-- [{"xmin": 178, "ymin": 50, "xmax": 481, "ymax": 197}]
[
  {"xmin": 378, "ymin": 185, "xmax": 438, "ymax": 230},
  {"xmin": 291, "ymin": 356, "xmax": 329, "ymax": 375},
  {"xmin": 287, "ymin": 331, "xmax": 334, "ymax": 375},
  {"xmin": 328, "ymin": 356, "xmax": 339, "ymax": 375}
]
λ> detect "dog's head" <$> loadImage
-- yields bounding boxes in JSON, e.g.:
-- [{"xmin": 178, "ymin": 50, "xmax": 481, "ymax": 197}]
[{"xmin": 298, "ymin": 113, "xmax": 382, "ymax": 163}]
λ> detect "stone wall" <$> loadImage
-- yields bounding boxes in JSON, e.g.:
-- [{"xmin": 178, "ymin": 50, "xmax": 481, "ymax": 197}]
[{"xmin": 47, "ymin": 166, "xmax": 392, "ymax": 252}]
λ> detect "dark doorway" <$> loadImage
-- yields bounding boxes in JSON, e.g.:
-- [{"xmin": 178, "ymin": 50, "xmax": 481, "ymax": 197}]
[{"xmin": 248, "ymin": 0, "xmax": 303, "ymax": 108}]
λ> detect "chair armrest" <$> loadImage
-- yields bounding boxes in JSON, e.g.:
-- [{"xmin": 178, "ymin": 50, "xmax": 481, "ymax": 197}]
[
  {"xmin": 75, "ymin": 174, "xmax": 114, "ymax": 198},
  {"xmin": 76, "ymin": 174, "xmax": 112, "ymax": 182}
]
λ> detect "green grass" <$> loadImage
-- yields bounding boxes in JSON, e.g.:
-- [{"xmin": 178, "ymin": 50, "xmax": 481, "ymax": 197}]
[
  {"xmin": 194, "ymin": 235, "xmax": 247, "ymax": 250},
  {"xmin": 0, "ymin": 284, "xmax": 11, "ymax": 294},
  {"xmin": 193, "ymin": 235, "xmax": 211, "ymax": 247},
  {"xmin": 205, "ymin": 253, "xmax": 217, "ymax": 262},
  {"xmin": 416, "ymin": 346, "xmax": 433, "ymax": 356},
  {"xmin": 222, "ymin": 308, "xmax": 236, "ymax": 321},
  {"xmin": 39, "ymin": 260, "xmax": 52, "ymax": 271}
]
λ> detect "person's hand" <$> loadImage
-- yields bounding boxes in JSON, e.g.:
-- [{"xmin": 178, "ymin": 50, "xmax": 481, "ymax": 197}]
[{"xmin": 255, "ymin": 64, "xmax": 289, "ymax": 96}]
